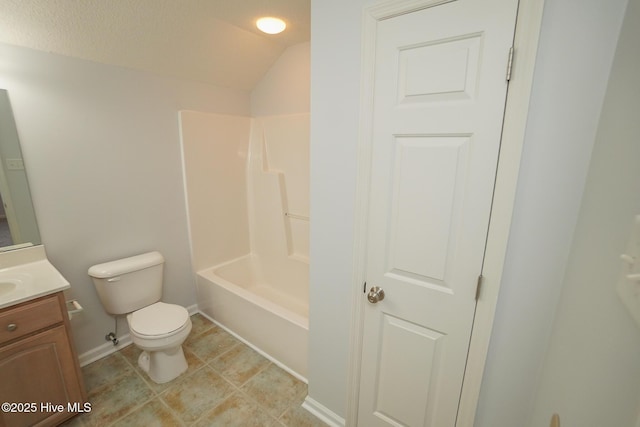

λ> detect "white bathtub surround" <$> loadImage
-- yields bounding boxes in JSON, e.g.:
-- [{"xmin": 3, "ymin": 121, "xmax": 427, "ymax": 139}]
[
  {"xmin": 197, "ymin": 255, "xmax": 308, "ymax": 380},
  {"xmin": 180, "ymin": 111, "xmax": 252, "ymax": 272},
  {"xmin": 248, "ymin": 115, "xmax": 310, "ymax": 267},
  {"xmin": 181, "ymin": 111, "xmax": 310, "ymax": 378}
]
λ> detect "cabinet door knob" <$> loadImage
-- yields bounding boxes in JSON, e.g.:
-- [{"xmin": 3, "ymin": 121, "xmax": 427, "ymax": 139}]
[{"xmin": 6, "ymin": 323, "xmax": 17, "ymax": 332}]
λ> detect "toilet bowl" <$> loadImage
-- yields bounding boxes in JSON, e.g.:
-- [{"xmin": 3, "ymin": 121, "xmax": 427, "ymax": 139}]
[
  {"xmin": 88, "ymin": 251, "xmax": 192, "ymax": 384},
  {"xmin": 127, "ymin": 301, "xmax": 192, "ymax": 383}
]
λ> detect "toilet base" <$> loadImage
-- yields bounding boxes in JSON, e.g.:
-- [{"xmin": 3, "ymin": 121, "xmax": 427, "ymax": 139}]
[{"xmin": 137, "ymin": 346, "xmax": 188, "ymax": 384}]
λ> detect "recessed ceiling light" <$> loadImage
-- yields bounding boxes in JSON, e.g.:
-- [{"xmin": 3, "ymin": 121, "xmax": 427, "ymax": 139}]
[{"xmin": 256, "ymin": 17, "xmax": 286, "ymax": 35}]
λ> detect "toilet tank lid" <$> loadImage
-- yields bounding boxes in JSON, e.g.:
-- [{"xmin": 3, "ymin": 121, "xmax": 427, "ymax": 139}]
[{"xmin": 88, "ymin": 251, "xmax": 164, "ymax": 278}]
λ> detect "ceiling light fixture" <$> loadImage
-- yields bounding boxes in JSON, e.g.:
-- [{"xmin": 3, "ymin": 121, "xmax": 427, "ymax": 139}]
[{"xmin": 256, "ymin": 17, "xmax": 286, "ymax": 35}]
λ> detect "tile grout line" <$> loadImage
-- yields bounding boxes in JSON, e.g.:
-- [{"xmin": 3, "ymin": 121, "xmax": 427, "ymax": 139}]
[
  {"xmin": 189, "ymin": 320, "xmax": 312, "ymax": 426},
  {"xmin": 103, "ymin": 351, "xmax": 162, "ymax": 427},
  {"xmin": 76, "ymin": 315, "xmax": 323, "ymax": 427},
  {"xmin": 157, "ymin": 397, "xmax": 189, "ymax": 427},
  {"xmin": 187, "ymin": 349, "xmax": 274, "ymax": 425}
]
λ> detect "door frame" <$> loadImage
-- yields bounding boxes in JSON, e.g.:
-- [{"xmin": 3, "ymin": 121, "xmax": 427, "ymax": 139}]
[{"xmin": 346, "ymin": 0, "xmax": 546, "ymax": 425}]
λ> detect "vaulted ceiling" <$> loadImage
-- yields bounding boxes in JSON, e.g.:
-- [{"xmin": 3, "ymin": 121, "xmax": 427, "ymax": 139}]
[{"xmin": 0, "ymin": 0, "xmax": 310, "ymax": 91}]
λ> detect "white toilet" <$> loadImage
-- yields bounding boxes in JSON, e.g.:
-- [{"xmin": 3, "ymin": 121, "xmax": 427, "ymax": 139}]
[{"xmin": 88, "ymin": 251, "xmax": 192, "ymax": 384}]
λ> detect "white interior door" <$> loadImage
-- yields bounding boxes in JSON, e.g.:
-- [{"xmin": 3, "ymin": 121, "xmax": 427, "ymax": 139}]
[{"xmin": 358, "ymin": 1, "xmax": 519, "ymax": 426}]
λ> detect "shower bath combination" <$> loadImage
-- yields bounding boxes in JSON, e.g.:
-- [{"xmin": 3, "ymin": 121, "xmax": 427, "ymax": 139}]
[{"xmin": 181, "ymin": 111, "xmax": 310, "ymax": 378}]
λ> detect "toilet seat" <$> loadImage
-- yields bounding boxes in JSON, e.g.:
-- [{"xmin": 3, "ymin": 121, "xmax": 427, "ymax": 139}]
[{"xmin": 128, "ymin": 302, "xmax": 189, "ymax": 338}]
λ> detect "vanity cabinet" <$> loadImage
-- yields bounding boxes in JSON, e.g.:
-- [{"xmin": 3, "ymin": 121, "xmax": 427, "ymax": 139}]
[{"xmin": 0, "ymin": 292, "xmax": 86, "ymax": 427}]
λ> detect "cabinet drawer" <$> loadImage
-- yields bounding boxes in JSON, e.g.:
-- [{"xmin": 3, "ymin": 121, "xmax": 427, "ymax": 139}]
[{"xmin": 0, "ymin": 294, "xmax": 64, "ymax": 344}]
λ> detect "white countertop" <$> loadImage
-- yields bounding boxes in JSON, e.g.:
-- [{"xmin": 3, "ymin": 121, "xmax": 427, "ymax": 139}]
[{"xmin": 0, "ymin": 245, "xmax": 70, "ymax": 310}]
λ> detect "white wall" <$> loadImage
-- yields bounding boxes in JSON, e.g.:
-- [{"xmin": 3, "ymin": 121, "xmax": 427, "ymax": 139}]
[
  {"xmin": 529, "ymin": 0, "xmax": 640, "ymax": 425},
  {"xmin": 309, "ymin": 0, "xmax": 628, "ymax": 423},
  {"xmin": 251, "ymin": 42, "xmax": 310, "ymax": 117},
  {"xmin": 0, "ymin": 42, "xmax": 250, "ymax": 356}
]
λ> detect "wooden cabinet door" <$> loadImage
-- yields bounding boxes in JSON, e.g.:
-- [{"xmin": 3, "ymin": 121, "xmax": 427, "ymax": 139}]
[{"xmin": 0, "ymin": 325, "xmax": 84, "ymax": 427}]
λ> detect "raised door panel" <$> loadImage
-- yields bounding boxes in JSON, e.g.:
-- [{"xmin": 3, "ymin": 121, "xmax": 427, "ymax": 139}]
[
  {"xmin": 0, "ymin": 326, "xmax": 83, "ymax": 427},
  {"xmin": 358, "ymin": 0, "xmax": 518, "ymax": 425}
]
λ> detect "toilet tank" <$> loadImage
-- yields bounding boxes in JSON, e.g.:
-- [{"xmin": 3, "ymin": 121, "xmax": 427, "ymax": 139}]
[{"xmin": 88, "ymin": 251, "xmax": 164, "ymax": 315}]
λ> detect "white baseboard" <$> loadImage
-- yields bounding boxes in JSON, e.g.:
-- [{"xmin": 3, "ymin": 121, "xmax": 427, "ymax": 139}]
[
  {"xmin": 186, "ymin": 303, "xmax": 198, "ymax": 315},
  {"xmin": 302, "ymin": 396, "xmax": 345, "ymax": 427},
  {"xmin": 78, "ymin": 334, "xmax": 133, "ymax": 367},
  {"xmin": 78, "ymin": 304, "xmax": 200, "ymax": 367}
]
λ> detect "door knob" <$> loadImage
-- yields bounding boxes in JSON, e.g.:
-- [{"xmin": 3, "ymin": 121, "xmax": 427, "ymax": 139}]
[{"xmin": 367, "ymin": 286, "xmax": 385, "ymax": 304}]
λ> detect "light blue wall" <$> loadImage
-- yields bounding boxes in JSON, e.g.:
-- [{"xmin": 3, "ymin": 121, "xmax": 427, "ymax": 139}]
[
  {"xmin": 0, "ymin": 42, "xmax": 250, "ymax": 356},
  {"xmin": 474, "ymin": 1, "xmax": 628, "ymax": 425},
  {"xmin": 529, "ymin": 0, "xmax": 640, "ymax": 425},
  {"xmin": 309, "ymin": 0, "xmax": 376, "ymax": 418}
]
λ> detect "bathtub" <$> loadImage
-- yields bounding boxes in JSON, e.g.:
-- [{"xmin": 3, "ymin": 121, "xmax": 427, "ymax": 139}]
[{"xmin": 196, "ymin": 254, "xmax": 309, "ymax": 380}]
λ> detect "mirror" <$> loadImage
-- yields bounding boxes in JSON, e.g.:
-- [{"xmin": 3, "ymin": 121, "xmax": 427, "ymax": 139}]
[{"xmin": 0, "ymin": 89, "xmax": 41, "ymax": 250}]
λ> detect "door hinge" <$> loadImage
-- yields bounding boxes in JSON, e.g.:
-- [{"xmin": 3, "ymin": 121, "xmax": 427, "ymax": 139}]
[
  {"xmin": 475, "ymin": 275, "xmax": 484, "ymax": 301},
  {"xmin": 506, "ymin": 46, "xmax": 514, "ymax": 82}
]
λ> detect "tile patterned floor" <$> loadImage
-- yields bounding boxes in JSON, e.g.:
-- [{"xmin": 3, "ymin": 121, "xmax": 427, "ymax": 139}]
[{"xmin": 64, "ymin": 314, "xmax": 327, "ymax": 427}]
